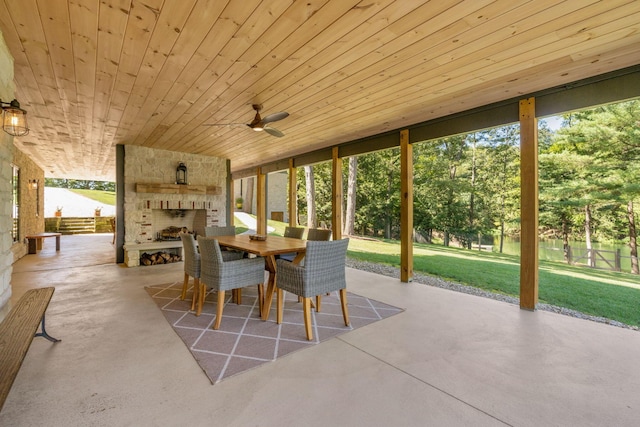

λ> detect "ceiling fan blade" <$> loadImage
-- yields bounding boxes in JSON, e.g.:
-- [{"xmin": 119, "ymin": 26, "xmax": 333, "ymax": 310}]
[
  {"xmin": 261, "ymin": 111, "xmax": 289, "ymax": 124},
  {"xmin": 263, "ymin": 126, "xmax": 284, "ymax": 137}
]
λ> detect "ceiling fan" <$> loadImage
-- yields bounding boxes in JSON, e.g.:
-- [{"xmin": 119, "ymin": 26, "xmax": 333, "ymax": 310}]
[{"xmin": 204, "ymin": 104, "xmax": 289, "ymax": 137}]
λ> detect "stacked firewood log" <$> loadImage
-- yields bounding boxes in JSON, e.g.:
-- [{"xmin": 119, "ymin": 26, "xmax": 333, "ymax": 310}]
[{"xmin": 140, "ymin": 251, "xmax": 182, "ymax": 266}]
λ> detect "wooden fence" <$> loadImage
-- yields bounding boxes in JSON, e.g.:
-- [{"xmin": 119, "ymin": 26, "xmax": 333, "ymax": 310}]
[{"xmin": 567, "ymin": 247, "xmax": 622, "ymax": 272}]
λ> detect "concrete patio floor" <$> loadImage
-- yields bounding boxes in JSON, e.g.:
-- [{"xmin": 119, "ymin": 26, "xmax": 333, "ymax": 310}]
[{"xmin": 2, "ymin": 234, "xmax": 639, "ymax": 426}]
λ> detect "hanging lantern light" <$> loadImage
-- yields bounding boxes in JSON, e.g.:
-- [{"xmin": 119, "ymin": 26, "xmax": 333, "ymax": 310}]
[
  {"xmin": 1, "ymin": 99, "xmax": 29, "ymax": 136},
  {"xmin": 176, "ymin": 162, "xmax": 188, "ymax": 185}
]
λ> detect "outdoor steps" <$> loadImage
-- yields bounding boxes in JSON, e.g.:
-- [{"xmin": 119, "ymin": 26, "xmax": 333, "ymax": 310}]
[
  {"xmin": 45, "ymin": 216, "xmax": 114, "ymax": 235},
  {"xmin": 56, "ymin": 217, "xmax": 95, "ymax": 234}
]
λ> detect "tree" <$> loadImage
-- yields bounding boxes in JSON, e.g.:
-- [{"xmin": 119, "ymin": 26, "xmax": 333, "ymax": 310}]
[
  {"xmin": 544, "ymin": 100, "xmax": 640, "ymax": 273},
  {"xmin": 343, "ymin": 156, "xmax": 357, "ymax": 235},
  {"xmin": 304, "ymin": 165, "xmax": 316, "ymax": 228}
]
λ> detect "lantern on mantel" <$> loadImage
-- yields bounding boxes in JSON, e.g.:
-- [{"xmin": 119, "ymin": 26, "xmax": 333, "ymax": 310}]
[{"xmin": 176, "ymin": 162, "xmax": 188, "ymax": 185}]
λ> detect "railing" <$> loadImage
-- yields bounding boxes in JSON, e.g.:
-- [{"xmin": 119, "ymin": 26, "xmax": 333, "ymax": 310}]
[{"xmin": 567, "ymin": 247, "xmax": 622, "ymax": 272}]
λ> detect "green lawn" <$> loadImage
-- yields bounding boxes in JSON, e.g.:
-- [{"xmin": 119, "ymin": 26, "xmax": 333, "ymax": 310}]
[
  {"xmin": 348, "ymin": 237, "xmax": 640, "ymax": 327},
  {"xmin": 70, "ymin": 189, "xmax": 116, "ymax": 205},
  {"xmin": 236, "ymin": 215, "xmax": 640, "ymax": 327}
]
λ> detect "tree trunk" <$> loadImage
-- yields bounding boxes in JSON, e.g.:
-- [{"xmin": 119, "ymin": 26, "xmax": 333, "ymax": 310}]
[
  {"xmin": 343, "ymin": 156, "xmax": 357, "ymax": 236},
  {"xmin": 468, "ymin": 134, "xmax": 476, "ymax": 250},
  {"xmin": 585, "ymin": 204, "xmax": 594, "ymax": 267},
  {"xmin": 562, "ymin": 215, "xmax": 570, "ymax": 263},
  {"xmin": 628, "ymin": 200, "xmax": 639, "ymax": 274},
  {"xmin": 304, "ymin": 166, "xmax": 316, "ymax": 228},
  {"xmin": 385, "ymin": 168, "xmax": 392, "ymax": 239}
]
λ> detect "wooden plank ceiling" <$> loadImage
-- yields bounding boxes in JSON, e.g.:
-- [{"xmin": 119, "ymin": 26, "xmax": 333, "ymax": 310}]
[{"xmin": 0, "ymin": 0, "xmax": 639, "ymax": 181}]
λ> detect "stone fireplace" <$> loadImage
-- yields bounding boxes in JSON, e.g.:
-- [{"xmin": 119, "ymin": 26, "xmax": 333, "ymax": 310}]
[{"xmin": 122, "ymin": 145, "xmax": 228, "ymax": 266}]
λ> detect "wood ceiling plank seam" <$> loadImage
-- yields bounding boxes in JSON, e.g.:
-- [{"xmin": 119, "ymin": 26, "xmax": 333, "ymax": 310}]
[
  {"xmin": 568, "ymin": 31, "xmax": 640, "ymax": 63},
  {"xmin": 0, "ymin": 2, "xmax": 60, "ymax": 149},
  {"xmin": 147, "ymin": 0, "xmax": 305, "ymax": 149},
  {"xmin": 128, "ymin": 0, "xmax": 262, "ymax": 149},
  {"xmin": 343, "ymin": 2, "xmax": 634, "ymax": 106},
  {"xmin": 430, "ymin": 0, "xmax": 598, "ymax": 66},
  {"xmin": 7, "ymin": 0, "xmax": 80, "ymax": 165},
  {"xmin": 162, "ymin": 0, "xmax": 384, "ymax": 152},
  {"xmin": 69, "ymin": 0, "xmax": 99, "ymax": 153},
  {"xmin": 222, "ymin": 0, "xmax": 433, "ymax": 112},
  {"xmin": 183, "ymin": 0, "xmax": 493, "ymax": 151},
  {"xmin": 211, "ymin": 0, "xmax": 640, "ymax": 153},
  {"xmin": 115, "ymin": 0, "xmax": 196, "ymax": 140},
  {"xmin": 105, "ymin": 0, "xmax": 164, "ymax": 145},
  {"xmin": 165, "ymin": 0, "xmax": 440, "ymax": 150},
  {"xmin": 146, "ymin": 0, "xmax": 308, "ymax": 149},
  {"xmin": 247, "ymin": 0, "xmax": 547, "ymax": 129},
  {"xmin": 113, "ymin": 0, "xmax": 198, "ymax": 140},
  {"xmin": 170, "ymin": 0, "xmax": 406, "ymax": 147},
  {"xmin": 420, "ymin": 12, "xmax": 640, "ymax": 102},
  {"xmin": 153, "ymin": 0, "xmax": 332, "ymax": 127},
  {"xmin": 148, "ymin": 50, "xmax": 640, "ymax": 176},
  {"xmin": 91, "ymin": 0, "xmax": 133, "ymax": 158},
  {"xmin": 37, "ymin": 0, "xmax": 84, "ymax": 161},
  {"xmin": 442, "ymin": 0, "xmax": 638, "ymax": 68},
  {"xmin": 73, "ymin": 0, "xmax": 117, "ymax": 152},
  {"xmin": 255, "ymin": 41, "xmax": 635, "ymax": 155},
  {"xmin": 155, "ymin": 0, "xmax": 248, "ymax": 107},
  {"xmin": 269, "ymin": 64, "xmax": 581, "ymax": 145},
  {"xmin": 160, "ymin": 0, "xmax": 422, "ymax": 152},
  {"xmin": 161, "ymin": 0, "xmax": 337, "ymax": 127},
  {"xmin": 320, "ymin": 0, "xmax": 608, "ymax": 113},
  {"xmin": 213, "ymin": 41, "xmax": 640, "ymax": 165},
  {"xmin": 126, "ymin": 0, "xmax": 234, "ymax": 146},
  {"xmin": 271, "ymin": 53, "xmax": 640, "ymax": 160},
  {"xmin": 262, "ymin": 0, "xmax": 580, "ymax": 131},
  {"xmin": 459, "ymin": 50, "xmax": 640, "ymax": 111}
]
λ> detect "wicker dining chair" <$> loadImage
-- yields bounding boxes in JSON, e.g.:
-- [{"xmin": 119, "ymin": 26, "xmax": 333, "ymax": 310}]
[
  {"xmin": 305, "ymin": 227, "xmax": 333, "ymax": 307},
  {"xmin": 278, "ymin": 226, "xmax": 305, "ymax": 262},
  {"xmin": 275, "ymin": 238, "xmax": 350, "ymax": 340},
  {"xmin": 180, "ymin": 233, "xmax": 201, "ymax": 311},
  {"xmin": 284, "ymin": 226, "xmax": 305, "ymax": 239},
  {"xmin": 306, "ymin": 228, "xmax": 332, "ymax": 241},
  {"xmin": 197, "ymin": 236, "xmax": 265, "ymax": 328},
  {"xmin": 204, "ymin": 226, "xmax": 237, "ymax": 237},
  {"xmin": 204, "ymin": 225, "xmax": 245, "ymax": 261}
]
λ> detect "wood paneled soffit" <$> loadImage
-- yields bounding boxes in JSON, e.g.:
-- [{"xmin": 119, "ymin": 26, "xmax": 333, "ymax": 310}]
[{"xmin": 232, "ymin": 65, "xmax": 640, "ymax": 179}]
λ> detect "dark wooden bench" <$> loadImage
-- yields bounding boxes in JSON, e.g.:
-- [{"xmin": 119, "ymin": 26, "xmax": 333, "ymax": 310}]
[
  {"xmin": 0, "ymin": 287, "xmax": 60, "ymax": 412},
  {"xmin": 25, "ymin": 232, "xmax": 62, "ymax": 254}
]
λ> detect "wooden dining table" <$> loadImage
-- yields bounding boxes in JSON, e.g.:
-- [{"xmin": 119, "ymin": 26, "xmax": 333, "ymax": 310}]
[{"xmin": 213, "ymin": 234, "xmax": 307, "ymax": 321}]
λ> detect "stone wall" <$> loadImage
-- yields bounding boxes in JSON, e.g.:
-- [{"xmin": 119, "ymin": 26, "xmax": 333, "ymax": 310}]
[
  {"xmin": 0, "ymin": 31, "xmax": 15, "ymax": 313},
  {"xmin": 123, "ymin": 145, "xmax": 227, "ymax": 245},
  {"xmin": 11, "ymin": 148, "xmax": 45, "ymax": 260}
]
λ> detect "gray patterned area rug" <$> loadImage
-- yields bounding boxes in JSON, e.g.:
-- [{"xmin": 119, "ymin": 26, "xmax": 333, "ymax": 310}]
[{"xmin": 145, "ymin": 282, "xmax": 403, "ymax": 384}]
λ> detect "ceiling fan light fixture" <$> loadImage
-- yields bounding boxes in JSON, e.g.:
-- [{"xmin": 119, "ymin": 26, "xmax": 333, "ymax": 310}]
[{"xmin": 252, "ymin": 125, "xmax": 263, "ymax": 131}]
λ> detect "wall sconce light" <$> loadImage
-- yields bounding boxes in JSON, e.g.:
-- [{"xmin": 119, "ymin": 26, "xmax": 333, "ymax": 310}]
[
  {"xmin": 176, "ymin": 162, "xmax": 188, "ymax": 185},
  {"xmin": 0, "ymin": 99, "xmax": 29, "ymax": 136},
  {"xmin": 29, "ymin": 179, "xmax": 38, "ymax": 190}
]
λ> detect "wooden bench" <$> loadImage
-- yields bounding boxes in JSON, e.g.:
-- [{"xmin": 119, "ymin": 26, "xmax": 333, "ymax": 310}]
[
  {"xmin": 25, "ymin": 232, "xmax": 62, "ymax": 254},
  {"xmin": 0, "ymin": 287, "xmax": 60, "ymax": 412}
]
